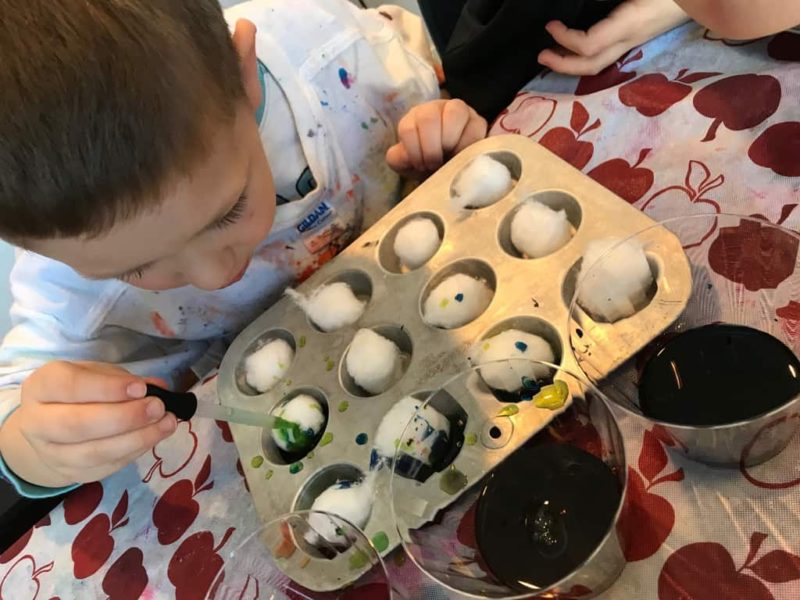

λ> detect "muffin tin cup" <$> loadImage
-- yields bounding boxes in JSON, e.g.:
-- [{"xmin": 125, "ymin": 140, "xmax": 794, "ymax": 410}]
[
  {"xmin": 217, "ymin": 135, "xmax": 691, "ymax": 591},
  {"xmin": 569, "ymin": 213, "xmax": 800, "ymax": 468}
]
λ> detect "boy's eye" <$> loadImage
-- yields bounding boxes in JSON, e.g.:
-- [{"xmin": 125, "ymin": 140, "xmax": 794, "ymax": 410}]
[{"xmin": 213, "ymin": 196, "xmax": 247, "ymax": 230}]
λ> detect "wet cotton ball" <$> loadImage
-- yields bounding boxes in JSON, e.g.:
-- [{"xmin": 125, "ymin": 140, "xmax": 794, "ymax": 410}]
[
  {"xmin": 306, "ymin": 474, "xmax": 375, "ymax": 546},
  {"xmin": 346, "ymin": 329, "xmax": 402, "ymax": 395},
  {"xmin": 472, "ymin": 329, "xmax": 555, "ymax": 392},
  {"xmin": 577, "ymin": 237, "xmax": 654, "ymax": 323},
  {"xmin": 373, "ymin": 396, "xmax": 450, "ymax": 466},
  {"xmin": 271, "ymin": 394, "xmax": 325, "ymax": 453},
  {"xmin": 244, "ymin": 338, "xmax": 294, "ymax": 393},
  {"xmin": 511, "ymin": 200, "xmax": 573, "ymax": 258},
  {"xmin": 286, "ymin": 281, "xmax": 366, "ymax": 332},
  {"xmin": 394, "ymin": 217, "xmax": 441, "ymax": 270},
  {"xmin": 452, "ymin": 155, "xmax": 513, "ymax": 209},
  {"xmin": 423, "ymin": 273, "xmax": 493, "ymax": 329}
]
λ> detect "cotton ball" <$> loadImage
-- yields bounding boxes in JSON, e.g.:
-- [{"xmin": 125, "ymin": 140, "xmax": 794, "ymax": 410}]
[
  {"xmin": 510, "ymin": 200, "xmax": 573, "ymax": 258},
  {"xmin": 271, "ymin": 394, "xmax": 325, "ymax": 453},
  {"xmin": 286, "ymin": 282, "xmax": 366, "ymax": 332},
  {"xmin": 423, "ymin": 273, "xmax": 493, "ymax": 329},
  {"xmin": 244, "ymin": 338, "xmax": 294, "ymax": 393},
  {"xmin": 306, "ymin": 474, "xmax": 375, "ymax": 546},
  {"xmin": 373, "ymin": 396, "xmax": 450, "ymax": 466},
  {"xmin": 452, "ymin": 155, "xmax": 513, "ymax": 209},
  {"xmin": 346, "ymin": 329, "xmax": 402, "ymax": 395},
  {"xmin": 394, "ymin": 217, "xmax": 441, "ymax": 270},
  {"xmin": 473, "ymin": 329, "xmax": 555, "ymax": 392},
  {"xmin": 577, "ymin": 237, "xmax": 654, "ymax": 323}
]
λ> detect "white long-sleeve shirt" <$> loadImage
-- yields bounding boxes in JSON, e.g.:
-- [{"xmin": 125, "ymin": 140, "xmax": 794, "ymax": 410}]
[{"xmin": 0, "ymin": 0, "xmax": 438, "ymax": 497}]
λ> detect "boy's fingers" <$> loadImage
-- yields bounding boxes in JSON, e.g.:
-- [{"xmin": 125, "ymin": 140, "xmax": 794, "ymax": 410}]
[
  {"xmin": 386, "ymin": 143, "xmax": 413, "ymax": 173},
  {"xmin": 397, "ymin": 115, "xmax": 425, "ymax": 172},
  {"xmin": 50, "ymin": 414, "xmax": 177, "ymax": 471},
  {"xmin": 414, "ymin": 112, "xmax": 444, "ymax": 171},
  {"xmin": 538, "ymin": 43, "xmax": 626, "ymax": 76},
  {"xmin": 454, "ymin": 115, "xmax": 488, "ymax": 154},
  {"xmin": 440, "ymin": 100, "xmax": 472, "ymax": 154},
  {"xmin": 29, "ymin": 397, "xmax": 166, "ymax": 444},
  {"xmin": 545, "ymin": 17, "xmax": 627, "ymax": 58},
  {"xmin": 24, "ymin": 361, "xmax": 146, "ymax": 405}
]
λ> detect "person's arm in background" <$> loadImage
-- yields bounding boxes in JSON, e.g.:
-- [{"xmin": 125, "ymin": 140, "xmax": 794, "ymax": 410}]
[
  {"xmin": 538, "ymin": 0, "xmax": 689, "ymax": 75},
  {"xmin": 674, "ymin": 0, "xmax": 800, "ymax": 39}
]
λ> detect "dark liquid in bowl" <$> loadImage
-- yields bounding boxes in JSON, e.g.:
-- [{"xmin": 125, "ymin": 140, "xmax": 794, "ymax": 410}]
[
  {"xmin": 475, "ymin": 444, "xmax": 621, "ymax": 592},
  {"xmin": 639, "ymin": 324, "xmax": 800, "ymax": 426}
]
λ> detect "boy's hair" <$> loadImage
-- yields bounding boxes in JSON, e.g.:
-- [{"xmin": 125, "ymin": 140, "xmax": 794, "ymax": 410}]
[{"xmin": 0, "ymin": 1, "xmax": 246, "ymax": 242}]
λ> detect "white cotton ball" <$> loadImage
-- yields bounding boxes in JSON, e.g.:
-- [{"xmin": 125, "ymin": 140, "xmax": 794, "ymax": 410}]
[
  {"xmin": 423, "ymin": 273, "xmax": 493, "ymax": 329},
  {"xmin": 346, "ymin": 329, "xmax": 402, "ymax": 395},
  {"xmin": 374, "ymin": 396, "xmax": 450, "ymax": 465},
  {"xmin": 286, "ymin": 281, "xmax": 366, "ymax": 332},
  {"xmin": 306, "ymin": 474, "xmax": 375, "ymax": 546},
  {"xmin": 452, "ymin": 155, "xmax": 514, "ymax": 209},
  {"xmin": 510, "ymin": 200, "xmax": 573, "ymax": 258},
  {"xmin": 271, "ymin": 394, "xmax": 325, "ymax": 452},
  {"xmin": 577, "ymin": 237, "xmax": 654, "ymax": 323},
  {"xmin": 244, "ymin": 338, "xmax": 294, "ymax": 393},
  {"xmin": 472, "ymin": 329, "xmax": 555, "ymax": 392},
  {"xmin": 394, "ymin": 217, "xmax": 441, "ymax": 270}
]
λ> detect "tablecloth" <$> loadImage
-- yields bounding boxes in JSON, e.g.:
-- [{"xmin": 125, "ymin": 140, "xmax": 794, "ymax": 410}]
[{"xmin": 1, "ymin": 22, "xmax": 799, "ymax": 600}]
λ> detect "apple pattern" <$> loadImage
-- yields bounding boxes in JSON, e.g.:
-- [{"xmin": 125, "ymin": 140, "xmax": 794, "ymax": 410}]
[
  {"xmin": 693, "ymin": 75, "xmax": 781, "ymax": 142},
  {"xmin": 71, "ymin": 491, "xmax": 130, "ymax": 579},
  {"xmin": 101, "ymin": 548, "xmax": 148, "ymax": 600},
  {"xmin": 539, "ymin": 101, "xmax": 601, "ymax": 170},
  {"xmin": 215, "ymin": 420, "xmax": 233, "ymax": 443},
  {"xmin": 493, "ymin": 93, "xmax": 557, "ymax": 138},
  {"xmin": 767, "ymin": 32, "xmax": 800, "ymax": 61},
  {"xmin": 152, "ymin": 455, "xmax": 214, "ymax": 545},
  {"xmin": 62, "ymin": 482, "xmax": 103, "ymax": 525},
  {"xmin": 588, "ymin": 148, "xmax": 654, "ymax": 204},
  {"xmin": 659, "ymin": 532, "xmax": 800, "ymax": 599},
  {"xmin": 0, "ymin": 516, "xmax": 49, "ymax": 566},
  {"xmin": 708, "ymin": 204, "xmax": 799, "ymax": 291},
  {"xmin": 740, "ymin": 413, "xmax": 800, "ymax": 490},
  {"xmin": 0, "ymin": 556, "xmax": 54, "ymax": 600},
  {"xmin": 640, "ymin": 160, "xmax": 723, "ymax": 248},
  {"xmin": 575, "ymin": 49, "xmax": 643, "ymax": 96},
  {"xmin": 142, "ymin": 420, "xmax": 198, "ymax": 483},
  {"xmin": 749, "ymin": 122, "xmax": 800, "ymax": 177},
  {"xmin": 167, "ymin": 527, "xmax": 234, "ymax": 600},
  {"xmin": 619, "ymin": 70, "xmax": 719, "ymax": 117},
  {"xmin": 617, "ymin": 428, "xmax": 684, "ymax": 562}
]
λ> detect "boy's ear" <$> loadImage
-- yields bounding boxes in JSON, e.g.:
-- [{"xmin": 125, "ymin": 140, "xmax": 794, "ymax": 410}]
[{"xmin": 232, "ymin": 19, "xmax": 261, "ymax": 111}]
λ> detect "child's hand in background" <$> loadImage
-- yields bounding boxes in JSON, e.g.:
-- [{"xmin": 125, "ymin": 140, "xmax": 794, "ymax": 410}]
[
  {"xmin": 0, "ymin": 361, "xmax": 176, "ymax": 488},
  {"xmin": 387, "ymin": 99, "xmax": 487, "ymax": 177},
  {"xmin": 538, "ymin": 0, "xmax": 689, "ymax": 76}
]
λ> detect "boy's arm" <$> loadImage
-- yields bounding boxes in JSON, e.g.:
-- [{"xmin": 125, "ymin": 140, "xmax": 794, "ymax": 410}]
[{"xmin": 674, "ymin": 0, "xmax": 800, "ymax": 40}]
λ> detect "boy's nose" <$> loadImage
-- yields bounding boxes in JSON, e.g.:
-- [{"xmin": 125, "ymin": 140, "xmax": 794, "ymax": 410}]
[{"xmin": 184, "ymin": 251, "xmax": 236, "ymax": 291}]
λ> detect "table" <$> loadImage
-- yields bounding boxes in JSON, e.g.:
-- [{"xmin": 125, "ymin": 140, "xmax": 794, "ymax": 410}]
[{"xmin": 2, "ymin": 22, "xmax": 799, "ymax": 600}]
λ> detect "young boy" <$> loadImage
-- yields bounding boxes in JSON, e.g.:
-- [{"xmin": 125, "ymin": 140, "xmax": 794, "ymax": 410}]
[{"xmin": 0, "ymin": 0, "xmax": 487, "ymax": 497}]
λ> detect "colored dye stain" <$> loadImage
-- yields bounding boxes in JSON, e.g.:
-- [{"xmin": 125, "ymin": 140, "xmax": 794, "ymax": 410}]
[
  {"xmin": 465, "ymin": 433, "xmax": 478, "ymax": 446},
  {"xmin": 338, "ymin": 67, "xmax": 353, "ymax": 89},
  {"xmin": 264, "ymin": 469, "xmax": 274, "ymax": 480},
  {"xmin": 514, "ymin": 341, "xmax": 528, "ymax": 352},
  {"xmin": 349, "ymin": 549, "xmax": 369, "ymax": 570},
  {"xmin": 455, "ymin": 293, "xmax": 464, "ymax": 302},
  {"xmin": 497, "ymin": 405, "xmax": 519, "ymax": 418},
  {"xmin": 338, "ymin": 401, "xmax": 350, "ymax": 413},
  {"xmin": 440, "ymin": 466, "xmax": 468, "ymax": 495},
  {"xmin": 250, "ymin": 456, "xmax": 264, "ymax": 469},
  {"xmin": 324, "ymin": 356, "xmax": 335, "ymax": 372},
  {"xmin": 298, "ymin": 335, "xmax": 307, "ymax": 348},
  {"xmin": 439, "ymin": 298, "xmax": 450, "ymax": 309},
  {"xmin": 533, "ymin": 380, "xmax": 569, "ymax": 410},
  {"xmin": 289, "ymin": 462, "xmax": 304, "ymax": 475},
  {"xmin": 319, "ymin": 432, "xmax": 334, "ymax": 447},
  {"xmin": 361, "ymin": 122, "xmax": 369, "ymax": 130},
  {"xmin": 355, "ymin": 433, "xmax": 369, "ymax": 446},
  {"xmin": 371, "ymin": 531, "xmax": 389, "ymax": 553}
]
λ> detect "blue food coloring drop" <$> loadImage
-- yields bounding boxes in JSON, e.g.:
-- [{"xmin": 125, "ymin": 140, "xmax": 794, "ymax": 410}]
[
  {"xmin": 355, "ymin": 432, "xmax": 368, "ymax": 445},
  {"xmin": 515, "ymin": 341, "xmax": 528, "ymax": 352},
  {"xmin": 455, "ymin": 293, "xmax": 464, "ymax": 302}
]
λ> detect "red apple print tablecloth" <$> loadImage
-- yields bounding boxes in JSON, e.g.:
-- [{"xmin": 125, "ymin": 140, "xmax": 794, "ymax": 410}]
[{"xmin": 2, "ymin": 22, "xmax": 800, "ymax": 600}]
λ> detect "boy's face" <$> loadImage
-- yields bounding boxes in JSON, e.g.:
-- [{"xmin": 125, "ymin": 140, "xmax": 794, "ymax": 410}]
[
  {"xmin": 28, "ymin": 20, "xmax": 277, "ymax": 292},
  {"xmin": 28, "ymin": 106, "xmax": 276, "ymax": 291}
]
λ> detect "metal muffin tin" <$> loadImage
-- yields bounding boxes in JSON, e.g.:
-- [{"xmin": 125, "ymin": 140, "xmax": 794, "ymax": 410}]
[{"xmin": 217, "ymin": 134, "xmax": 691, "ymax": 591}]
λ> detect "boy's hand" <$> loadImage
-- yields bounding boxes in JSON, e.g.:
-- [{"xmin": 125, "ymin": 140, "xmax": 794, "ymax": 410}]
[
  {"xmin": 0, "ymin": 361, "xmax": 177, "ymax": 488},
  {"xmin": 538, "ymin": 0, "xmax": 689, "ymax": 76},
  {"xmin": 387, "ymin": 99, "xmax": 488, "ymax": 177}
]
